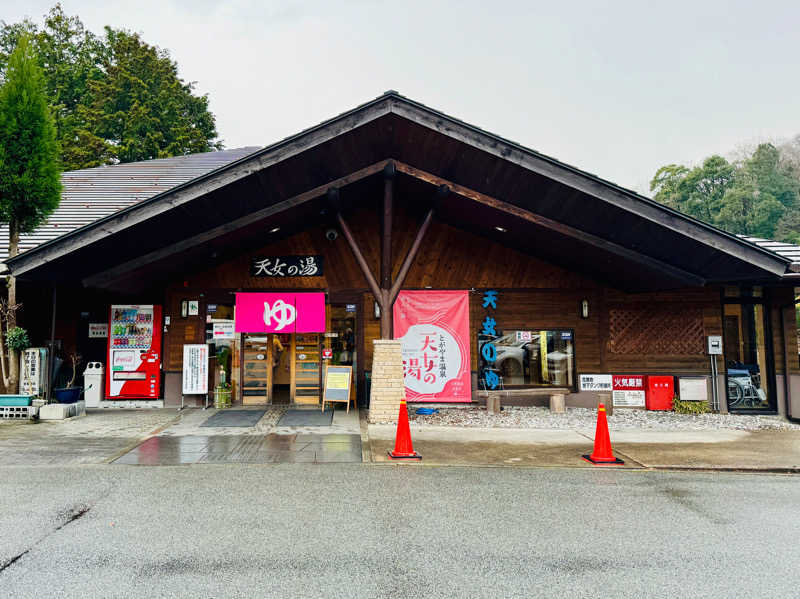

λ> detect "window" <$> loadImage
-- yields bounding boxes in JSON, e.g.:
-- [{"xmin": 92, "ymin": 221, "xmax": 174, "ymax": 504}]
[{"xmin": 478, "ymin": 329, "xmax": 575, "ymax": 389}]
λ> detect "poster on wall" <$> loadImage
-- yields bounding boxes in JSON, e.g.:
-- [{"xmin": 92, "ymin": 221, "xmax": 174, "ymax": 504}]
[
  {"xmin": 182, "ymin": 344, "xmax": 208, "ymax": 395},
  {"xmin": 88, "ymin": 323, "xmax": 108, "ymax": 338},
  {"xmin": 393, "ymin": 290, "xmax": 471, "ymax": 403},
  {"xmin": 579, "ymin": 374, "xmax": 612, "ymax": 391},
  {"xmin": 612, "ymin": 375, "xmax": 645, "ymax": 407},
  {"xmin": 212, "ymin": 321, "xmax": 235, "ymax": 340}
]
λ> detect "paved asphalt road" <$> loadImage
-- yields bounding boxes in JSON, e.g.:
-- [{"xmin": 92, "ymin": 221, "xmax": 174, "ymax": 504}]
[{"xmin": 1, "ymin": 465, "xmax": 798, "ymax": 598}]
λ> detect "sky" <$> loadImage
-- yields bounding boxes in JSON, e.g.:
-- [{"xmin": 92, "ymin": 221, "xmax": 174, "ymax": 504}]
[{"xmin": 3, "ymin": 0, "xmax": 800, "ymax": 193}]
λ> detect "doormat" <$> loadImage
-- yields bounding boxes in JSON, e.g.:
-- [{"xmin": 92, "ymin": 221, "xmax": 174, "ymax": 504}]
[
  {"xmin": 277, "ymin": 409, "xmax": 334, "ymax": 427},
  {"xmin": 201, "ymin": 410, "xmax": 267, "ymax": 427}
]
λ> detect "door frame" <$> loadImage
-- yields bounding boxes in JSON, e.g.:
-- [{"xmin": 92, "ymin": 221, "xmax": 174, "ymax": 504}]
[
  {"xmin": 327, "ymin": 292, "xmax": 365, "ymax": 406},
  {"xmin": 721, "ymin": 290, "xmax": 777, "ymax": 414},
  {"xmin": 239, "ymin": 332, "xmax": 273, "ymax": 405}
]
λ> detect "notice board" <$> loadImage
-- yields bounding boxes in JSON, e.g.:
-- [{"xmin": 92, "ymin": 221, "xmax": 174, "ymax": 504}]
[
  {"xmin": 323, "ymin": 365, "xmax": 352, "ymax": 404},
  {"xmin": 182, "ymin": 344, "xmax": 208, "ymax": 394}
]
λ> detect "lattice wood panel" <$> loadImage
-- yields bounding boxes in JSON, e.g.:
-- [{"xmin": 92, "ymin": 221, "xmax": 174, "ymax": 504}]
[{"xmin": 609, "ymin": 307, "xmax": 704, "ymax": 355}]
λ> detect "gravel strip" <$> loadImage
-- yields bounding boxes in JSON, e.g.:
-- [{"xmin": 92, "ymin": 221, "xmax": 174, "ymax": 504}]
[{"xmin": 408, "ymin": 406, "xmax": 800, "ymax": 431}]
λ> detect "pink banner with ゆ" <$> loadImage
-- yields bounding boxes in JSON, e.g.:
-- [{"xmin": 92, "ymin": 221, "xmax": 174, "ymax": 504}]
[{"xmin": 234, "ymin": 292, "xmax": 325, "ymax": 333}]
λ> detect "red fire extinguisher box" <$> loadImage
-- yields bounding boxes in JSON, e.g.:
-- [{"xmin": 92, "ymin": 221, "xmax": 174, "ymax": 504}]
[{"xmin": 646, "ymin": 376, "xmax": 674, "ymax": 411}]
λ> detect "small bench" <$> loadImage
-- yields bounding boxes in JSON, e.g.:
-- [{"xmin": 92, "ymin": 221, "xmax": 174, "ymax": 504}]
[{"xmin": 475, "ymin": 388, "xmax": 571, "ymax": 413}]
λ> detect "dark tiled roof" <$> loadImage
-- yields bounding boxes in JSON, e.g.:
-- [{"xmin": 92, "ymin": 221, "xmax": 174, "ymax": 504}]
[
  {"xmin": 0, "ymin": 147, "xmax": 260, "ymax": 261},
  {"xmin": 738, "ymin": 235, "xmax": 800, "ymax": 266}
]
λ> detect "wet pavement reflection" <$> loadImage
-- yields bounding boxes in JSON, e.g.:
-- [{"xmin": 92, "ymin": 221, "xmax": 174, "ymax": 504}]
[{"xmin": 113, "ymin": 433, "xmax": 362, "ymax": 465}]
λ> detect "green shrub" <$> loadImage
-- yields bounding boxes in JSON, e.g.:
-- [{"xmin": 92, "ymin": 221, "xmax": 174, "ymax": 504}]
[
  {"xmin": 5, "ymin": 327, "xmax": 30, "ymax": 352},
  {"xmin": 672, "ymin": 395, "xmax": 710, "ymax": 414}
]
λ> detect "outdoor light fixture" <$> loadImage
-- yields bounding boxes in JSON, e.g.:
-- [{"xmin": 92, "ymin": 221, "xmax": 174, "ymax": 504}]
[
  {"xmin": 269, "ymin": 227, "xmax": 280, "ymax": 233},
  {"xmin": 374, "ymin": 301, "xmax": 381, "ymax": 319},
  {"xmin": 580, "ymin": 299, "xmax": 589, "ymax": 319},
  {"xmin": 494, "ymin": 226, "xmax": 507, "ymax": 233}
]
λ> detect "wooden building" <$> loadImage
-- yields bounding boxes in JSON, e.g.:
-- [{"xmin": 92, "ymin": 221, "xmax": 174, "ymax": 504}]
[{"xmin": 7, "ymin": 92, "xmax": 800, "ymax": 419}]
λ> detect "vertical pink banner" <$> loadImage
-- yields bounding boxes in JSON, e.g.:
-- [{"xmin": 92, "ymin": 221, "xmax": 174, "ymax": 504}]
[{"xmin": 393, "ymin": 290, "xmax": 471, "ymax": 402}]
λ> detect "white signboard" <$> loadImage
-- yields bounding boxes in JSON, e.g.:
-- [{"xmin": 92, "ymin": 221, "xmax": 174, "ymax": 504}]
[
  {"xmin": 515, "ymin": 330, "xmax": 532, "ymax": 342},
  {"xmin": 212, "ymin": 321, "xmax": 235, "ymax": 340},
  {"xmin": 20, "ymin": 348, "xmax": 43, "ymax": 396},
  {"xmin": 678, "ymin": 377, "xmax": 709, "ymax": 402},
  {"xmin": 88, "ymin": 323, "xmax": 108, "ymax": 338},
  {"xmin": 182, "ymin": 344, "xmax": 208, "ymax": 394},
  {"xmin": 579, "ymin": 374, "xmax": 612, "ymax": 391},
  {"xmin": 188, "ymin": 300, "xmax": 200, "ymax": 316},
  {"xmin": 613, "ymin": 390, "xmax": 646, "ymax": 407}
]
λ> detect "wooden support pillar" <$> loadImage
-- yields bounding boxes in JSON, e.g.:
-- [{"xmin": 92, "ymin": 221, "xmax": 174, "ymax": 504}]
[
  {"xmin": 331, "ymin": 179, "xmax": 446, "ymax": 340},
  {"xmin": 380, "ymin": 163, "xmax": 395, "ymax": 339},
  {"xmin": 46, "ymin": 285, "xmax": 57, "ymax": 403}
]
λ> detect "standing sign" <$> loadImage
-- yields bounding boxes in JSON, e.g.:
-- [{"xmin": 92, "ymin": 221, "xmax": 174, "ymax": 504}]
[
  {"xmin": 393, "ymin": 290, "xmax": 471, "ymax": 403},
  {"xmin": 182, "ymin": 344, "xmax": 208, "ymax": 395},
  {"xmin": 612, "ymin": 375, "xmax": 646, "ymax": 407},
  {"xmin": 322, "ymin": 365, "xmax": 353, "ymax": 412},
  {"xmin": 20, "ymin": 348, "xmax": 45, "ymax": 397}
]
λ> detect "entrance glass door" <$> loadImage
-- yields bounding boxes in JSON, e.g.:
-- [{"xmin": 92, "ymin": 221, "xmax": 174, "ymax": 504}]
[
  {"xmin": 241, "ymin": 334, "xmax": 271, "ymax": 404},
  {"xmin": 724, "ymin": 302, "xmax": 772, "ymax": 411},
  {"xmin": 292, "ymin": 334, "xmax": 321, "ymax": 404},
  {"xmin": 324, "ymin": 305, "xmax": 357, "ymax": 404}
]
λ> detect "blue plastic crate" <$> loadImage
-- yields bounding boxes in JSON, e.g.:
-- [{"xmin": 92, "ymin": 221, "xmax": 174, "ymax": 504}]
[{"xmin": 0, "ymin": 395, "xmax": 33, "ymax": 407}]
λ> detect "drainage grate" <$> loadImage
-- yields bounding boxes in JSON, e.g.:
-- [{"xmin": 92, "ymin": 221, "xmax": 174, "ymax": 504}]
[{"xmin": 0, "ymin": 406, "xmax": 35, "ymax": 420}]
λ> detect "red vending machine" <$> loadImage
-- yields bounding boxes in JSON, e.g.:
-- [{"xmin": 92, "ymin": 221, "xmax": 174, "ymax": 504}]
[{"xmin": 105, "ymin": 305, "xmax": 163, "ymax": 399}]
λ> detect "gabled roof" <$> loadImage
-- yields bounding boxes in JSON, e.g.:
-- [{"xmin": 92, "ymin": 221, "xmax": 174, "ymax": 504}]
[
  {"xmin": 4, "ymin": 91, "xmax": 794, "ymax": 291},
  {"xmin": 0, "ymin": 147, "xmax": 260, "ymax": 261}
]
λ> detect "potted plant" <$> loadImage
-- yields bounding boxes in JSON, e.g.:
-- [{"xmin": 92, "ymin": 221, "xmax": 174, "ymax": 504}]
[{"xmin": 54, "ymin": 354, "xmax": 82, "ymax": 404}]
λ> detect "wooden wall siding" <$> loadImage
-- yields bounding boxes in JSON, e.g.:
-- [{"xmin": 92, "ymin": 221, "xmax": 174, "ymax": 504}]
[
  {"xmin": 164, "ymin": 292, "xmax": 204, "ymax": 371},
  {"xmin": 173, "ymin": 200, "xmax": 598, "ymax": 294},
  {"xmin": 391, "ymin": 209, "xmax": 598, "ymax": 289},
  {"xmin": 467, "ymin": 290, "xmax": 603, "ymax": 373},
  {"xmin": 608, "ymin": 307, "xmax": 704, "ymax": 355},
  {"xmin": 602, "ymin": 288, "xmax": 721, "ymax": 375},
  {"xmin": 770, "ymin": 286, "xmax": 799, "ymax": 376}
]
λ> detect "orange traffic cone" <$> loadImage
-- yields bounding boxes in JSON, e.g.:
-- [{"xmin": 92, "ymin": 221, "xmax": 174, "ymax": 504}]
[
  {"xmin": 388, "ymin": 399, "xmax": 421, "ymax": 460},
  {"xmin": 582, "ymin": 403, "xmax": 624, "ymax": 465}
]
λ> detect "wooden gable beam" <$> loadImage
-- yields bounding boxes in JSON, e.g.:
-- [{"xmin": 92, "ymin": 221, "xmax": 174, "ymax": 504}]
[
  {"xmin": 393, "ymin": 161, "xmax": 706, "ymax": 287},
  {"xmin": 83, "ymin": 161, "xmax": 390, "ymax": 288}
]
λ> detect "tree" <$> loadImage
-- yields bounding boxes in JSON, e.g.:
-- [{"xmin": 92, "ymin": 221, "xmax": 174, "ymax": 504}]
[
  {"xmin": 0, "ymin": 35, "xmax": 61, "ymax": 391},
  {"xmin": 0, "ymin": 4, "xmax": 222, "ymax": 170},
  {"xmin": 650, "ymin": 156, "xmax": 736, "ymax": 223},
  {"xmin": 79, "ymin": 28, "xmax": 222, "ymax": 164},
  {"xmin": 650, "ymin": 144, "xmax": 800, "ymax": 241}
]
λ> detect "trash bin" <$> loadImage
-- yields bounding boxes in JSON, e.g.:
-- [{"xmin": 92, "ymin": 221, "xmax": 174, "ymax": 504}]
[{"xmin": 83, "ymin": 362, "xmax": 104, "ymax": 408}]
